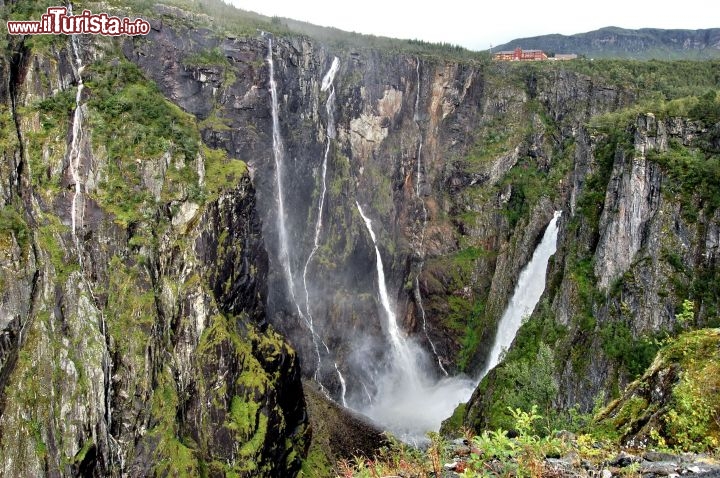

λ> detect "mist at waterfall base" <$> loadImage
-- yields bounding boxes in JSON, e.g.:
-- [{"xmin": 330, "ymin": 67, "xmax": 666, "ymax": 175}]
[
  {"xmin": 359, "ymin": 348, "xmax": 476, "ymax": 442},
  {"xmin": 354, "ymin": 203, "xmax": 476, "ymax": 442},
  {"xmin": 264, "ymin": 38, "xmax": 562, "ymax": 443},
  {"xmin": 358, "ymin": 211, "xmax": 562, "ymax": 441}
]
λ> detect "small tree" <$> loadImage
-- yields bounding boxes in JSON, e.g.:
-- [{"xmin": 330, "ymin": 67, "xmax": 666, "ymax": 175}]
[{"xmin": 675, "ymin": 299, "xmax": 695, "ymax": 329}]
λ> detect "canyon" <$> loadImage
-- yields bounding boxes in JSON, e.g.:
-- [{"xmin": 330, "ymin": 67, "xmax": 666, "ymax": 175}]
[{"xmin": 0, "ymin": 2, "xmax": 718, "ymax": 475}]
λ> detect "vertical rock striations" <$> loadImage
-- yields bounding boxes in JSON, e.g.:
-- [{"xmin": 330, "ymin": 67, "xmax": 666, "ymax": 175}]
[{"xmin": 0, "ymin": 20, "xmax": 308, "ymax": 476}]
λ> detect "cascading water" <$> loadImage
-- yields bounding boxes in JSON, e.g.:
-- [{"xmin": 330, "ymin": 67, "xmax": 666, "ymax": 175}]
[
  {"xmin": 66, "ymin": 16, "xmax": 118, "ymax": 470},
  {"xmin": 414, "ymin": 58, "xmax": 423, "ymax": 196},
  {"xmin": 479, "ymin": 211, "xmax": 563, "ymax": 379},
  {"xmin": 412, "ymin": 58, "xmax": 446, "ymax": 375},
  {"xmin": 356, "ymin": 202, "xmax": 475, "ymax": 441},
  {"xmin": 414, "ymin": 276, "xmax": 447, "ymax": 376},
  {"xmin": 267, "ymin": 37, "xmax": 302, "ymax": 313},
  {"xmin": 301, "ymin": 56, "xmax": 345, "ymax": 402},
  {"xmin": 262, "ymin": 40, "xmax": 563, "ymax": 443},
  {"xmin": 356, "ymin": 203, "xmax": 419, "ymax": 375},
  {"xmin": 68, "ymin": 31, "xmax": 85, "ymax": 248},
  {"xmin": 267, "ymin": 42, "xmax": 348, "ymax": 405}
]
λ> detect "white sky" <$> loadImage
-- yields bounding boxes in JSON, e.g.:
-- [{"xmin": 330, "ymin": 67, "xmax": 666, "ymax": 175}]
[{"xmin": 227, "ymin": 0, "xmax": 719, "ymax": 51}]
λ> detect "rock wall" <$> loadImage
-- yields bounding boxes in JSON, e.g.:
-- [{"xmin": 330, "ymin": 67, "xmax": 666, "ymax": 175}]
[
  {"xmin": 463, "ymin": 112, "xmax": 720, "ymax": 431},
  {"xmin": 0, "ymin": 23, "xmax": 307, "ymax": 476},
  {"xmin": 121, "ymin": 7, "xmax": 642, "ymax": 409}
]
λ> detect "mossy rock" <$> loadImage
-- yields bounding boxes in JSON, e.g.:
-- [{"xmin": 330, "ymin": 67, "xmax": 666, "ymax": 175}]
[{"xmin": 595, "ymin": 328, "xmax": 720, "ymax": 452}]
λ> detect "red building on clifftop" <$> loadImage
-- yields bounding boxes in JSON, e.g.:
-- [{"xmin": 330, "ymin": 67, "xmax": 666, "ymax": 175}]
[{"xmin": 493, "ymin": 47, "xmax": 548, "ymax": 61}]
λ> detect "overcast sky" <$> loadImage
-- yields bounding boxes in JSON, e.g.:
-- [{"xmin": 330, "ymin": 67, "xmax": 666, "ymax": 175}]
[{"xmin": 227, "ymin": 0, "xmax": 719, "ymax": 51}]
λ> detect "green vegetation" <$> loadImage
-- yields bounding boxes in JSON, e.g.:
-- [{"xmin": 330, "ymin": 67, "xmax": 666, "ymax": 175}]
[
  {"xmin": 340, "ymin": 407, "xmax": 625, "ymax": 478},
  {"xmin": 650, "ymin": 138, "xmax": 720, "ymax": 218},
  {"xmin": 203, "ymin": 146, "xmax": 248, "ymax": 199},
  {"xmin": 474, "ymin": 343, "xmax": 561, "ymax": 433},
  {"xmin": 37, "ymin": 216, "xmax": 79, "ymax": 283},
  {"xmin": 149, "ymin": 368, "xmax": 202, "ymax": 477},
  {"xmin": 598, "ymin": 328, "xmax": 720, "ymax": 452},
  {"xmin": 599, "ymin": 321, "xmax": 661, "ymax": 378},
  {"xmin": 110, "ymin": 0, "xmax": 490, "ymax": 62},
  {"xmin": 564, "ymin": 59, "xmax": 720, "ymax": 100},
  {"xmin": 424, "ymin": 246, "xmax": 492, "ymax": 371},
  {"xmin": 344, "ymin": 330, "xmax": 720, "ymax": 476},
  {"xmin": 183, "ymin": 47, "xmax": 229, "ymax": 67},
  {"xmin": 85, "ymin": 58, "xmax": 201, "ymax": 226},
  {"xmin": 0, "ymin": 205, "xmax": 29, "ymax": 251}
]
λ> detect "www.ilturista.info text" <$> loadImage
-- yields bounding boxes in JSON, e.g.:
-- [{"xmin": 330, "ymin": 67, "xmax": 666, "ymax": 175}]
[{"xmin": 6, "ymin": 7, "xmax": 150, "ymax": 36}]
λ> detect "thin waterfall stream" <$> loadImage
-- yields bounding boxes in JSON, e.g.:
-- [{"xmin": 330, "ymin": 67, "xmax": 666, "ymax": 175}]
[
  {"xmin": 67, "ymin": 14, "xmax": 118, "ymax": 470},
  {"xmin": 301, "ymin": 56, "xmax": 347, "ymax": 404},
  {"xmin": 267, "ymin": 37, "xmax": 303, "ymax": 317},
  {"xmin": 267, "ymin": 42, "xmax": 348, "ymax": 404},
  {"xmin": 412, "ymin": 58, "xmax": 446, "ymax": 376}
]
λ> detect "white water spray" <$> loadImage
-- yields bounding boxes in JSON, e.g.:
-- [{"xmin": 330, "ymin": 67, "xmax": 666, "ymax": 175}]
[
  {"xmin": 66, "ymin": 16, "xmax": 117, "ymax": 470},
  {"xmin": 334, "ymin": 362, "xmax": 348, "ymax": 407},
  {"xmin": 355, "ymin": 202, "xmax": 474, "ymax": 441},
  {"xmin": 267, "ymin": 38, "xmax": 299, "ymax": 308},
  {"xmin": 415, "ymin": 276, "xmax": 448, "ymax": 375},
  {"xmin": 320, "ymin": 57, "xmax": 339, "ymax": 93},
  {"xmin": 480, "ymin": 211, "xmax": 562, "ymax": 378},
  {"xmin": 414, "ymin": 59, "xmax": 423, "ymax": 196},
  {"xmin": 68, "ymin": 32, "xmax": 85, "ymax": 246},
  {"xmin": 267, "ymin": 45, "xmax": 348, "ymax": 405},
  {"xmin": 356, "ymin": 203, "xmax": 417, "ymax": 374}
]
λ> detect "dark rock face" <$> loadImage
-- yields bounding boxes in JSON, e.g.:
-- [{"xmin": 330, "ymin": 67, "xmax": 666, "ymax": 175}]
[
  {"xmin": 302, "ymin": 381, "xmax": 389, "ymax": 467},
  {"xmin": 121, "ymin": 10, "xmax": 644, "ymax": 412},
  {"xmin": 0, "ymin": 24, "xmax": 307, "ymax": 477},
  {"xmin": 2, "ymin": 4, "xmax": 719, "ymax": 474}
]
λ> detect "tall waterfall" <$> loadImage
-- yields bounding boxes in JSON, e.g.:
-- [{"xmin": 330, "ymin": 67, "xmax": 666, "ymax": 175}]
[
  {"xmin": 68, "ymin": 31, "xmax": 85, "ymax": 247},
  {"xmin": 356, "ymin": 203, "xmax": 418, "ymax": 375},
  {"xmin": 480, "ymin": 211, "xmax": 562, "ymax": 378},
  {"xmin": 267, "ymin": 37, "xmax": 301, "ymax": 312},
  {"xmin": 301, "ymin": 57, "xmax": 344, "ymax": 402},
  {"xmin": 356, "ymin": 202, "xmax": 474, "ymax": 441},
  {"xmin": 412, "ymin": 58, "xmax": 446, "ymax": 375},
  {"xmin": 66, "ymin": 17, "xmax": 118, "ymax": 469}
]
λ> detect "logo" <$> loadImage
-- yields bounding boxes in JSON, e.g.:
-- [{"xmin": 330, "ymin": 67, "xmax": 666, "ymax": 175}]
[{"xmin": 7, "ymin": 7, "xmax": 150, "ymax": 36}]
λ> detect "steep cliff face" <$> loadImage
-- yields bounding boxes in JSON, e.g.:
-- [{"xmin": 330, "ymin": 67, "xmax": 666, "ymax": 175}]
[
  {"xmin": 463, "ymin": 110, "xmax": 720, "ymax": 431},
  {"xmin": 121, "ymin": 6, "xmax": 645, "ymax": 412},
  {"xmin": 0, "ymin": 19, "xmax": 307, "ymax": 476},
  {"xmin": 2, "ymin": 3, "xmax": 718, "ymax": 469}
]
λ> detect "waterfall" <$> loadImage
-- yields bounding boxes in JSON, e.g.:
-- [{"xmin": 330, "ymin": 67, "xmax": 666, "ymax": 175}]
[
  {"xmin": 414, "ymin": 276, "xmax": 448, "ymax": 375},
  {"xmin": 414, "ymin": 58, "xmax": 423, "ymax": 196},
  {"xmin": 334, "ymin": 362, "xmax": 348, "ymax": 407},
  {"xmin": 68, "ymin": 30, "xmax": 85, "ymax": 248},
  {"xmin": 356, "ymin": 202, "xmax": 418, "ymax": 376},
  {"xmin": 355, "ymin": 202, "xmax": 474, "ymax": 442},
  {"xmin": 480, "ymin": 211, "xmax": 562, "ymax": 378},
  {"xmin": 267, "ymin": 38, "xmax": 300, "ymax": 310},
  {"xmin": 66, "ymin": 15, "xmax": 117, "ymax": 469},
  {"xmin": 412, "ymin": 58, "xmax": 446, "ymax": 375},
  {"xmin": 301, "ymin": 57, "xmax": 343, "ymax": 399},
  {"xmin": 320, "ymin": 57, "xmax": 339, "ymax": 93}
]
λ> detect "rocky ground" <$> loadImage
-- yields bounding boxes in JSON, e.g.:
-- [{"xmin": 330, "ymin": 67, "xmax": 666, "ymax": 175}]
[{"xmin": 441, "ymin": 438, "xmax": 720, "ymax": 478}]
